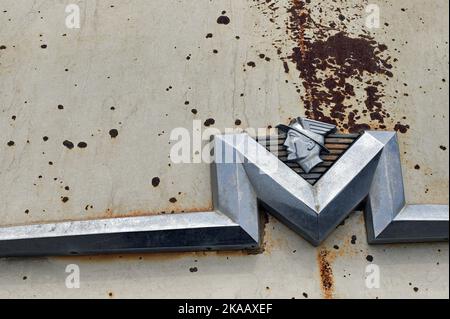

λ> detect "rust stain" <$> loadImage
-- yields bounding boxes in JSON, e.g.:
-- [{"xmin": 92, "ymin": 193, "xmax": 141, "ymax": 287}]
[
  {"xmin": 317, "ymin": 249, "xmax": 336, "ymax": 299},
  {"xmin": 339, "ymin": 237, "xmax": 360, "ymax": 257},
  {"xmin": 314, "ymin": 213, "xmax": 369, "ymax": 299},
  {"xmin": 255, "ymin": 0, "xmax": 409, "ymax": 134}
]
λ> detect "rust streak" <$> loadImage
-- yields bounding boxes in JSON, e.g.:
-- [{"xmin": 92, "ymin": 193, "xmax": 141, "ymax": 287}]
[
  {"xmin": 317, "ymin": 249, "xmax": 335, "ymax": 299},
  {"xmin": 288, "ymin": 0, "xmax": 311, "ymax": 102}
]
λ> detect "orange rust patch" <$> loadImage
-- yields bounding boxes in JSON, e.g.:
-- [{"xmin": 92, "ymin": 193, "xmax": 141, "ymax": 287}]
[
  {"xmin": 337, "ymin": 239, "xmax": 358, "ymax": 258},
  {"xmin": 317, "ymin": 249, "xmax": 336, "ymax": 299},
  {"xmin": 331, "ymin": 235, "xmax": 361, "ymax": 259}
]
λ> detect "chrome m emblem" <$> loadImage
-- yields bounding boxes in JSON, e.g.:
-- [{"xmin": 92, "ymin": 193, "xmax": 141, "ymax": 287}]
[{"xmin": 213, "ymin": 118, "xmax": 449, "ymax": 246}]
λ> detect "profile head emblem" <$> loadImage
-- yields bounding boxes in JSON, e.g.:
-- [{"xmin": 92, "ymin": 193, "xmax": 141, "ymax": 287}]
[{"xmin": 277, "ymin": 118, "xmax": 337, "ymax": 173}]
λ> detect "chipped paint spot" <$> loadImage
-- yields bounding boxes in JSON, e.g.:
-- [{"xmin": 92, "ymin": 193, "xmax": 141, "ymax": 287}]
[
  {"xmin": 217, "ymin": 15, "xmax": 231, "ymax": 25},
  {"xmin": 109, "ymin": 129, "xmax": 119, "ymax": 138},
  {"xmin": 151, "ymin": 177, "xmax": 161, "ymax": 187}
]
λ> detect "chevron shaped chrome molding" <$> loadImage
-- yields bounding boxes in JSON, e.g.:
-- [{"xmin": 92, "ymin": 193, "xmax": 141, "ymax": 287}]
[
  {"xmin": 0, "ymin": 146, "xmax": 262, "ymax": 257},
  {"xmin": 0, "ymin": 124, "xmax": 448, "ymax": 257}
]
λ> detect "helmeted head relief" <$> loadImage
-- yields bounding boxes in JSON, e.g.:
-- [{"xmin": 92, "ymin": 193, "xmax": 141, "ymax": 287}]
[{"xmin": 277, "ymin": 118, "xmax": 336, "ymax": 174}]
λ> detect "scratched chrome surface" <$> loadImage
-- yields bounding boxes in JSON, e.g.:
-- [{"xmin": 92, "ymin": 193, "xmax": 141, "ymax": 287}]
[{"xmin": 0, "ymin": 0, "xmax": 448, "ymax": 298}]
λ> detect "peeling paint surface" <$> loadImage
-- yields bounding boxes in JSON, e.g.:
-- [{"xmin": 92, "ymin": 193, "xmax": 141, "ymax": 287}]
[{"xmin": 0, "ymin": 0, "xmax": 448, "ymax": 298}]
